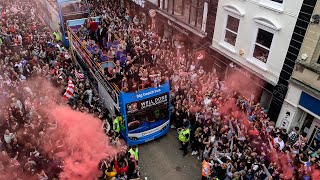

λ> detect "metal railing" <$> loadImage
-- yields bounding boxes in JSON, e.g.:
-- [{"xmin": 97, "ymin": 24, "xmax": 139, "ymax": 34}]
[{"xmin": 68, "ymin": 27, "xmax": 120, "ymax": 102}]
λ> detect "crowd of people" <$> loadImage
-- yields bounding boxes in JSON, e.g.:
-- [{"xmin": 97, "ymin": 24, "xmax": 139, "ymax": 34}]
[
  {"xmin": 0, "ymin": 0, "xmax": 319, "ymax": 179},
  {"xmin": 0, "ymin": 0, "xmax": 140, "ymax": 179},
  {"xmin": 76, "ymin": 0, "xmax": 172, "ymax": 92},
  {"xmin": 82, "ymin": 0, "xmax": 319, "ymax": 180}
]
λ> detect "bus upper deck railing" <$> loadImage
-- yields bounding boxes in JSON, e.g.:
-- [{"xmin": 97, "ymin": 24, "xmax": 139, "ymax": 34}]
[
  {"xmin": 68, "ymin": 26, "xmax": 120, "ymax": 96},
  {"xmin": 68, "ymin": 24, "xmax": 166, "ymax": 95}
]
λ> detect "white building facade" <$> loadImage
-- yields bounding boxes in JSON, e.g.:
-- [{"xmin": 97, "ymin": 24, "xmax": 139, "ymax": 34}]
[{"xmin": 211, "ymin": 0, "xmax": 304, "ymax": 86}]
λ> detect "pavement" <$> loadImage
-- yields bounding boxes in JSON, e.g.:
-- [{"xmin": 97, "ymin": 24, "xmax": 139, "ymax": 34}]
[{"xmin": 139, "ymin": 129, "xmax": 201, "ymax": 180}]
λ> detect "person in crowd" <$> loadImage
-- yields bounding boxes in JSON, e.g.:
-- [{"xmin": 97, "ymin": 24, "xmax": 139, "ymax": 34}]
[
  {"xmin": 127, "ymin": 154, "xmax": 139, "ymax": 179},
  {"xmin": 112, "ymin": 115, "xmax": 121, "ymax": 136},
  {"xmin": 0, "ymin": 1, "xmax": 141, "ymax": 179},
  {"xmin": 128, "ymin": 146, "xmax": 139, "ymax": 161},
  {"xmin": 178, "ymin": 122, "xmax": 191, "ymax": 156},
  {"xmin": 289, "ymin": 126, "xmax": 300, "ymax": 146},
  {"xmin": 201, "ymin": 157, "xmax": 212, "ymax": 180},
  {"xmin": 114, "ymin": 154, "xmax": 129, "ymax": 179}
]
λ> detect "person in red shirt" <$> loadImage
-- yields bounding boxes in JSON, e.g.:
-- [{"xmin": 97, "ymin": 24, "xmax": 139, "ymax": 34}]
[
  {"xmin": 114, "ymin": 155, "xmax": 128, "ymax": 175},
  {"xmin": 9, "ymin": 25, "xmax": 15, "ymax": 34},
  {"xmin": 88, "ymin": 18, "xmax": 98, "ymax": 40}
]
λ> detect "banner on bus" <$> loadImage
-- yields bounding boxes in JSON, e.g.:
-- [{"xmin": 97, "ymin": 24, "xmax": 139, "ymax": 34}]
[
  {"xmin": 126, "ymin": 93, "xmax": 168, "ymax": 114},
  {"xmin": 119, "ymin": 81, "xmax": 170, "ymax": 115}
]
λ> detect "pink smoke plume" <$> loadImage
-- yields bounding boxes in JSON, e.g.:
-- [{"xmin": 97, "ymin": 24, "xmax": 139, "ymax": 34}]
[
  {"xmin": 268, "ymin": 150, "xmax": 294, "ymax": 178},
  {"xmin": 225, "ymin": 70, "xmax": 264, "ymax": 100},
  {"xmin": 0, "ymin": 77, "xmax": 122, "ymax": 180},
  {"xmin": 42, "ymin": 105, "xmax": 120, "ymax": 180},
  {"xmin": 311, "ymin": 167, "xmax": 320, "ymax": 180}
]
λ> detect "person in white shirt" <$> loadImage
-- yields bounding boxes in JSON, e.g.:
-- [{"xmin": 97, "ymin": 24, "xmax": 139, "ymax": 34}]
[
  {"xmin": 17, "ymin": 34, "xmax": 22, "ymax": 46},
  {"xmin": 4, "ymin": 129, "xmax": 15, "ymax": 145},
  {"xmin": 37, "ymin": 170, "xmax": 48, "ymax": 180},
  {"xmin": 20, "ymin": 74, "xmax": 26, "ymax": 82},
  {"xmin": 12, "ymin": 98, "xmax": 23, "ymax": 112},
  {"xmin": 190, "ymin": 61, "xmax": 196, "ymax": 71},
  {"xmin": 274, "ymin": 135, "xmax": 285, "ymax": 151}
]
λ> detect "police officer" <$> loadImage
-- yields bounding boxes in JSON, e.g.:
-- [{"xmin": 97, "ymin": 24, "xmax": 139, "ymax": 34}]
[
  {"xmin": 53, "ymin": 30, "xmax": 61, "ymax": 42},
  {"xmin": 178, "ymin": 122, "xmax": 190, "ymax": 156},
  {"xmin": 128, "ymin": 146, "xmax": 139, "ymax": 161},
  {"xmin": 112, "ymin": 115, "xmax": 120, "ymax": 136}
]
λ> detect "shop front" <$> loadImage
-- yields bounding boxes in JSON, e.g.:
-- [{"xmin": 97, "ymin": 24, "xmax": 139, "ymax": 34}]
[
  {"xmin": 227, "ymin": 64, "xmax": 274, "ymax": 110},
  {"xmin": 206, "ymin": 48, "xmax": 275, "ymax": 111},
  {"xmin": 277, "ymin": 83, "xmax": 320, "ymax": 151}
]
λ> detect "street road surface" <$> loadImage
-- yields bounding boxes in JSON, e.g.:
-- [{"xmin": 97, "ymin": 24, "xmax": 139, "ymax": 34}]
[{"xmin": 139, "ymin": 129, "xmax": 201, "ymax": 180}]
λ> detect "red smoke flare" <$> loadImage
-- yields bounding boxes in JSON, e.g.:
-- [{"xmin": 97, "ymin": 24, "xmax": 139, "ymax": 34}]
[{"xmin": 43, "ymin": 105, "xmax": 120, "ymax": 179}]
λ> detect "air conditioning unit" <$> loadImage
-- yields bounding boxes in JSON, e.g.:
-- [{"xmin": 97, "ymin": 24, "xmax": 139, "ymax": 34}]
[{"xmin": 311, "ymin": 14, "xmax": 320, "ymax": 24}]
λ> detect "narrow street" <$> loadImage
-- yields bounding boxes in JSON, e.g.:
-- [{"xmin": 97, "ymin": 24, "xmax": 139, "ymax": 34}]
[{"xmin": 139, "ymin": 129, "xmax": 201, "ymax": 180}]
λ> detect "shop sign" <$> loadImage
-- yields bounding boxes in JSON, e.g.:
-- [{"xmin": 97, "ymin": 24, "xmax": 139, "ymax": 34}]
[
  {"xmin": 167, "ymin": 20, "xmax": 189, "ymax": 35},
  {"xmin": 131, "ymin": 0, "xmax": 145, "ymax": 8},
  {"xmin": 194, "ymin": 50, "xmax": 206, "ymax": 61}
]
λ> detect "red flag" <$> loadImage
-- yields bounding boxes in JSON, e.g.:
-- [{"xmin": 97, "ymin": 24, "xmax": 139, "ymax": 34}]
[
  {"xmin": 63, "ymin": 80, "xmax": 75, "ymax": 99},
  {"xmin": 75, "ymin": 70, "xmax": 85, "ymax": 79},
  {"xmin": 194, "ymin": 50, "xmax": 206, "ymax": 61}
]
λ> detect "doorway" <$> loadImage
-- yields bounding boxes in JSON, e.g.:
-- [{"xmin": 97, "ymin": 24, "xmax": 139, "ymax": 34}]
[
  {"xmin": 260, "ymin": 89, "xmax": 273, "ymax": 111},
  {"xmin": 307, "ymin": 118, "xmax": 320, "ymax": 151},
  {"xmin": 300, "ymin": 112, "xmax": 314, "ymax": 134}
]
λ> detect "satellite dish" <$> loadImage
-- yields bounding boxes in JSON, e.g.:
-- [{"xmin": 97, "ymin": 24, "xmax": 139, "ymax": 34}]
[{"xmin": 311, "ymin": 14, "xmax": 320, "ymax": 24}]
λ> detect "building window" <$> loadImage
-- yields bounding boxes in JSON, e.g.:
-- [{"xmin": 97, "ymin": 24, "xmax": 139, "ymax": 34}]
[
  {"xmin": 270, "ymin": 0, "xmax": 283, "ymax": 3},
  {"xmin": 160, "ymin": 0, "xmax": 205, "ymax": 29},
  {"xmin": 253, "ymin": 28, "xmax": 274, "ymax": 63},
  {"xmin": 174, "ymin": 0, "xmax": 183, "ymax": 15},
  {"xmin": 258, "ymin": 0, "xmax": 285, "ymax": 13},
  {"xmin": 224, "ymin": 15, "xmax": 240, "ymax": 46}
]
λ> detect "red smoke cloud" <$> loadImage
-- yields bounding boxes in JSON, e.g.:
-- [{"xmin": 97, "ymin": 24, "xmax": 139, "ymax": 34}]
[
  {"xmin": 268, "ymin": 150, "xmax": 294, "ymax": 178},
  {"xmin": 0, "ymin": 77, "xmax": 121, "ymax": 179},
  {"xmin": 43, "ymin": 105, "xmax": 120, "ymax": 179},
  {"xmin": 311, "ymin": 167, "xmax": 320, "ymax": 180},
  {"xmin": 225, "ymin": 70, "xmax": 264, "ymax": 101}
]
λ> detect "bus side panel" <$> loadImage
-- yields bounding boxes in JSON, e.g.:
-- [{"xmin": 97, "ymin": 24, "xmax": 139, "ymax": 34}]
[
  {"xmin": 96, "ymin": 80, "xmax": 116, "ymax": 116},
  {"xmin": 120, "ymin": 81, "xmax": 171, "ymax": 146}
]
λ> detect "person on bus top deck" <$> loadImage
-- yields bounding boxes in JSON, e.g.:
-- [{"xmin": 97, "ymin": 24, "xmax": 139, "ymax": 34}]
[
  {"xmin": 97, "ymin": 23, "xmax": 107, "ymax": 48},
  {"xmin": 88, "ymin": 17, "xmax": 98, "ymax": 40}
]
